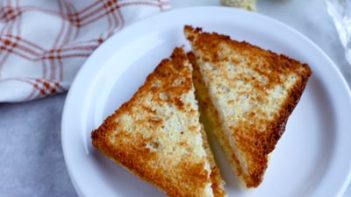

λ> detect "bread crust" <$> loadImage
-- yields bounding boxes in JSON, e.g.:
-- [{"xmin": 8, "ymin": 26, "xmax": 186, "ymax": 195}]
[{"xmin": 185, "ymin": 25, "xmax": 312, "ymax": 187}]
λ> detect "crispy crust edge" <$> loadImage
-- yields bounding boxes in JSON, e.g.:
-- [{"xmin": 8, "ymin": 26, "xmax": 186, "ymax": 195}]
[{"xmin": 246, "ymin": 66, "xmax": 311, "ymax": 187}]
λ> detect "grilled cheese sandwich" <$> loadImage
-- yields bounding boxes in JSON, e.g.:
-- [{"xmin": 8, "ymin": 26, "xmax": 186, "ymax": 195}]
[
  {"xmin": 92, "ymin": 48, "xmax": 226, "ymax": 196},
  {"xmin": 185, "ymin": 25, "xmax": 311, "ymax": 187}
]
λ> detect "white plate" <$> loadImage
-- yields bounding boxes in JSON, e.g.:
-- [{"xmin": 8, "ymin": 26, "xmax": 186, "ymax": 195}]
[{"xmin": 61, "ymin": 7, "xmax": 351, "ymax": 197}]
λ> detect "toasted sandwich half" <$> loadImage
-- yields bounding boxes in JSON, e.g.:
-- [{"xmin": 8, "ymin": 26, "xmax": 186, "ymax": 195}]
[
  {"xmin": 91, "ymin": 48, "xmax": 226, "ymax": 197},
  {"xmin": 185, "ymin": 26, "xmax": 312, "ymax": 188}
]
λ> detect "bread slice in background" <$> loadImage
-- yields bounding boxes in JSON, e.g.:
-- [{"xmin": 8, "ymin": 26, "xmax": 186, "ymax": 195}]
[
  {"xmin": 91, "ymin": 48, "xmax": 226, "ymax": 197},
  {"xmin": 185, "ymin": 26, "xmax": 312, "ymax": 188}
]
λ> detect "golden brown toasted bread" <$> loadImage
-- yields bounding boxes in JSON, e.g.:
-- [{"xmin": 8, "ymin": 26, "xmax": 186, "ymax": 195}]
[
  {"xmin": 91, "ymin": 48, "xmax": 226, "ymax": 197},
  {"xmin": 185, "ymin": 26, "xmax": 312, "ymax": 188}
]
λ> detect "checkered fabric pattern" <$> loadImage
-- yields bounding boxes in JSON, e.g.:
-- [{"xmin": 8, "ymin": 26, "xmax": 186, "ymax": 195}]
[{"xmin": 0, "ymin": 0, "xmax": 170, "ymax": 102}]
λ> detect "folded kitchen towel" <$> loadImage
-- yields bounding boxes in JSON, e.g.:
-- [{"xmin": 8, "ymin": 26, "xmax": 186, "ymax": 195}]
[{"xmin": 0, "ymin": 0, "xmax": 170, "ymax": 102}]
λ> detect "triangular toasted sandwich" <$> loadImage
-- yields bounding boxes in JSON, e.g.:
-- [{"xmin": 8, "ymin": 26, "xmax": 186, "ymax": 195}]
[
  {"xmin": 92, "ymin": 48, "xmax": 226, "ymax": 197},
  {"xmin": 185, "ymin": 26, "xmax": 311, "ymax": 187}
]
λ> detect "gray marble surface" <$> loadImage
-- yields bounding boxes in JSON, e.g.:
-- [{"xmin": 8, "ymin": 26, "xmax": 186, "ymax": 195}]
[
  {"xmin": 0, "ymin": 94, "xmax": 76, "ymax": 197},
  {"xmin": 0, "ymin": 0, "xmax": 350, "ymax": 197}
]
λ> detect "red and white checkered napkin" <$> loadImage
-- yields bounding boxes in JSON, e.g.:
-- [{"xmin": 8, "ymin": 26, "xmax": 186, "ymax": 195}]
[{"xmin": 0, "ymin": 0, "xmax": 170, "ymax": 102}]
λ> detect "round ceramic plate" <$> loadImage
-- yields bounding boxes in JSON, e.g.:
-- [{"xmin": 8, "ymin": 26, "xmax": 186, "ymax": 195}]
[{"xmin": 61, "ymin": 7, "xmax": 351, "ymax": 197}]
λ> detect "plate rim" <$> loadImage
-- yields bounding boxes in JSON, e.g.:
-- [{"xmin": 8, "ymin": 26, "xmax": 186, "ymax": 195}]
[{"xmin": 61, "ymin": 6, "xmax": 351, "ymax": 197}]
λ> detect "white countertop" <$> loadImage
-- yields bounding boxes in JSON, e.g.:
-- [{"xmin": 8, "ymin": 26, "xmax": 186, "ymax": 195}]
[{"xmin": 0, "ymin": 0, "xmax": 350, "ymax": 196}]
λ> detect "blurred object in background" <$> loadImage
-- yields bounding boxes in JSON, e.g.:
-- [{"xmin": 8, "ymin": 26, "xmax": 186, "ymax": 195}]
[
  {"xmin": 326, "ymin": 0, "xmax": 351, "ymax": 66},
  {"xmin": 221, "ymin": 0, "xmax": 256, "ymax": 10}
]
